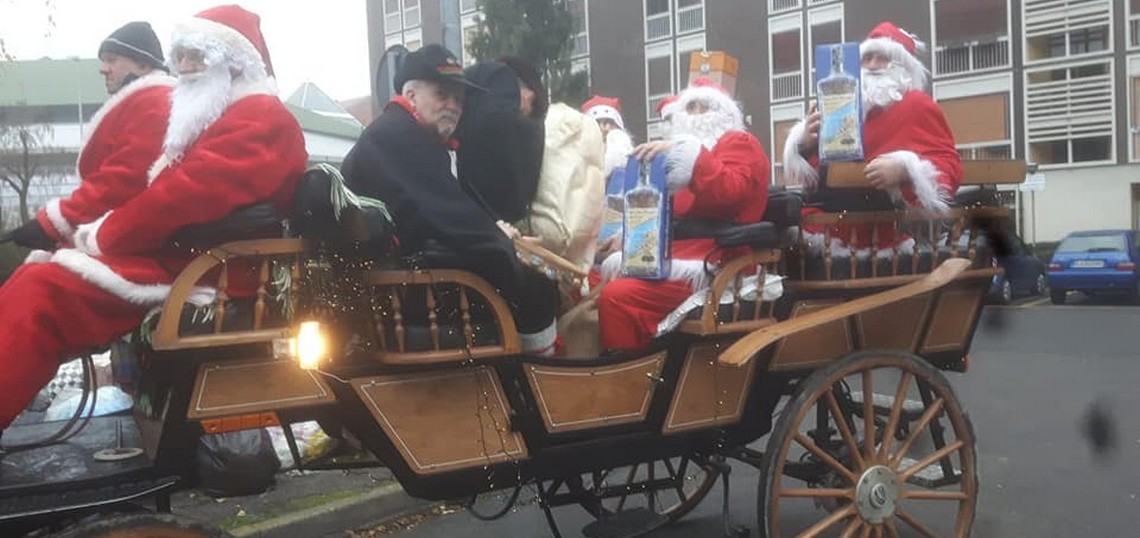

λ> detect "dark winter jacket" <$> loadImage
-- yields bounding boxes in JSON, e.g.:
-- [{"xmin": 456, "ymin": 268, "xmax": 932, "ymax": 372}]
[
  {"xmin": 455, "ymin": 62, "xmax": 545, "ymax": 223},
  {"xmin": 340, "ymin": 99, "xmax": 523, "ymax": 295}
]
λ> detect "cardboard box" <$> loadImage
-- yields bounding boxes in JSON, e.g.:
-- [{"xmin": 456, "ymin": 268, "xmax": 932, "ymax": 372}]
[
  {"xmin": 814, "ymin": 42, "xmax": 864, "ymax": 162},
  {"xmin": 621, "ymin": 155, "xmax": 672, "ymax": 280},
  {"xmin": 688, "ymin": 51, "xmax": 739, "ymax": 97}
]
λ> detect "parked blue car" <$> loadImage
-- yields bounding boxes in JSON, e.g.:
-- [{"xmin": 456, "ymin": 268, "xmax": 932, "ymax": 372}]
[
  {"xmin": 1048, "ymin": 229, "xmax": 1140, "ymax": 305},
  {"xmin": 959, "ymin": 229, "xmax": 1049, "ymax": 304}
]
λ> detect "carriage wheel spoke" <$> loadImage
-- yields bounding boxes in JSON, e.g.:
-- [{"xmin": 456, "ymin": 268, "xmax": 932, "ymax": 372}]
[
  {"xmin": 900, "ymin": 488, "xmax": 969, "ymax": 501},
  {"xmin": 869, "ymin": 524, "xmax": 882, "ymax": 538},
  {"xmin": 858, "ymin": 523, "xmax": 874, "ymax": 538},
  {"xmin": 780, "ymin": 487, "xmax": 853, "ymax": 499},
  {"xmin": 890, "ymin": 398, "xmax": 944, "ymax": 468},
  {"xmin": 895, "ymin": 508, "xmax": 944, "ymax": 538},
  {"xmin": 824, "ymin": 390, "xmax": 866, "ymax": 470},
  {"xmin": 648, "ymin": 461, "xmax": 657, "ymax": 512},
  {"xmin": 878, "ymin": 372, "xmax": 913, "ymax": 461},
  {"xmin": 794, "ymin": 432, "xmax": 858, "ymax": 484},
  {"xmin": 838, "ymin": 518, "xmax": 863, "ymax": 538},
  {"xmin": 898, "ymin": 440, "xmax": 964, "ymax": 483},
  {"xmin": 616, "ymin": 463, "xmax": 638, "ymax": 512},
  {"xmin": 884, "ymin": 518, "xmax": 902, "ymax": 538},
  {"xmin": 863, "ymin": 370, "xmax": 876, "ymax": 458},
  {"xmin": 663, "ymin": 458, "xmax": 687, "ymax": 499},
  {"xmin": 796, "ymin": 504, "xmax": 856, "ymax": 538}
]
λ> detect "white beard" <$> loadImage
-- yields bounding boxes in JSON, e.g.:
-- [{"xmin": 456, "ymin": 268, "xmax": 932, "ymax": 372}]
[
  {"xmin": 669, "ymin": 108, "xmax": 736, "ymax": 149},
  {"xmin": 164, "ymin": 63, "xmax": 233, "ymax": 159},
  {"xmin": 861, "ymin": 65, "xmax": 910, "ymax": 115}
]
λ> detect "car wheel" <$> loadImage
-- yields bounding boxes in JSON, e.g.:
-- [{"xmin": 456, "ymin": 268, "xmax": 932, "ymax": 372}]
[
  {"xmin": 1051, "ymin": 290, "xmax": 1066, "ymax": 305},
  {"xmin": 1034, "ymin": 274, "xmax": 1049, "ymax": 296},
  {"xmin": 998, "ymin": 279, "xmax": 1013, "ymax": 304}
]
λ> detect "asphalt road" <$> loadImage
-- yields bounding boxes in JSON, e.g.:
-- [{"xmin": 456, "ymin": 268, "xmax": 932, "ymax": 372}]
[{"xmin": 348, "ymin": 301, "xmax": 1140, "ymax": 537}]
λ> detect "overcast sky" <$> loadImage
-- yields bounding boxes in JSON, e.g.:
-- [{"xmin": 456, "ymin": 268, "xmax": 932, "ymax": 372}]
[{"xmin": 1, "ymin": 0, "xmax": 372, "ymax": 100}]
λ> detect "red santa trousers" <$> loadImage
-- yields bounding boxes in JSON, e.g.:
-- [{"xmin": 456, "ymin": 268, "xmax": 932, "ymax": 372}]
[
  {"xmin": 598, "ymin": 277, "xmax": 695, "ymax": 350},
  {"xmin": 0, "ymin": 263, "xmax": 148, "ymax": 429}
]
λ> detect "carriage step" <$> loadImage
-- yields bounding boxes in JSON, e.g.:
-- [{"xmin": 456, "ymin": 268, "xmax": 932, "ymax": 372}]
[
  {"xmin": 899, "ymin": 456, "xmax": 961, "ymax": 489},
  {"xmin": 849, "ymin": 391, "xmax": 925, "ymax": 420},
  {"xmin": 0, "ymin": 476, "xmax": 179, "ymax": 521},
  {"xmin": 581, "ymin": 508, "xmax": 669, "ymax": 538}
]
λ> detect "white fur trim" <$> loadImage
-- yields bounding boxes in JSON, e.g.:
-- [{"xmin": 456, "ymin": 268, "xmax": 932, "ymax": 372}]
[
  {"xmin": 520, "ymin": 321, "xmax": 558, "ymax": 356},
  {"xmin": 599, "ymin": 251, "xmax": 711, "ymax": 290},
  {"xmin": 676, "ymin": 86, "xmax": 744, "ymax": 131},
  {"xmin": 666, "ymin": 135, "xmax": 702, "ymax": 193},
  {"xmin": 44, "ymin": 198, "xmax": 74, "ymax": 241},
  {"xmin": 230, "ymin": 76, "xmax": 277, "ymax": 101},
  {"xmin": 782, "ymin": 119, "xmax": 819, "ymax": 190},
  {"xmin": 51, "ymin": 249, "xmax": 215, "ymax": 306},
  {"xmin": 585, "ymin": 105, "xmax": 625, "ymax": 131},
  {"xmin": 802, "ymin": 230, "xmax": 917, "ymax": 260},
  {"xmin": 72, "ymin": 213, "xmax": 108, "ymax": 257},
  {"xmin": 147, "ymin": 153, "xmax": 172, "ymax": 183},
  {"xmin": 171, "ymin": 17, "xmax": 268, "ymax": 81},
  {"xmin": 879, "ymin": 150, "xmax": 949, "ymax": 212},
  {"xmin": 81, "ymin": 72, "xmax": 176, "ymax": 152},
  {"xmin": 24, "ymin": 249, "xmax": 52, "ymax": 264},
  {"xmin": 603, "ymin": 129, "xmax": 633, "ymax": 180},
  {"xmin": 860, "ymin": 37, "xmax": 928, "ymax": 92}
]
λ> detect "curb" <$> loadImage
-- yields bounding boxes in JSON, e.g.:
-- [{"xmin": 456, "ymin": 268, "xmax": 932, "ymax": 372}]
[{"xmin": 226, "ymin": 481, "xmax": 406, "ymax": 537}]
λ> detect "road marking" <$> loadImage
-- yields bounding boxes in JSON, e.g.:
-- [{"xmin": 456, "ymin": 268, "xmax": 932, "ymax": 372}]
[{"xmin": 1015, "ymin": 298, "xmax": 1049, "ymax": 309}]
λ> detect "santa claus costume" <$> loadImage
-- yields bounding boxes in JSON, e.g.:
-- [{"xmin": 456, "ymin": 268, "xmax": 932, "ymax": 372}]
[
  {"xmin": 0, "ymin": 5, "xmax": 308, "ymax": 430},
  {"xmin": 582, "ymin": 95, "xmax": 635, "ymax": 181},
  {"xmin": 597, "ymin": 78, "xmax": 770, "ymax": 350},
  {"xmin": 783, "ymin": 21, "xmax": 962, "ymax": 253},
  {"xmin": 27, "ymin": 23, "xmax": 175, "ymax": 252}
]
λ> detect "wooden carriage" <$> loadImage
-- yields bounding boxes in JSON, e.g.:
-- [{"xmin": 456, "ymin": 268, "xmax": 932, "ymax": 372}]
[{"xmin": 0, "ymin": 160, "xmax": 1024, "ymax": 538}]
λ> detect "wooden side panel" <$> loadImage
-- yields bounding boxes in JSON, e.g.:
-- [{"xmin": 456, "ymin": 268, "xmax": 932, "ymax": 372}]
[
  {"xmin": 526, "ymin": 353, "xmax": 666, "ymax": 434},
  {"xmin": 921, "ymin": 287, "xmax": 984, "ymax": 353},
  {"xmin": 188, "ymin": 358, "xmax": 337, "ymax": 420},
  {"xmin": 769, "ymin": 300, "xmax": 854, "ymax": 372},
  {"xmin": 855, "ymin": 294, "xmax": 933, "ymax": 353},
  {"xmin": 353, "ymin": 369, "xmax": 527, "ymax": 476},
  {"xmin": 663, "ymin": 342, "xmax": 757, "ymax": 435}
]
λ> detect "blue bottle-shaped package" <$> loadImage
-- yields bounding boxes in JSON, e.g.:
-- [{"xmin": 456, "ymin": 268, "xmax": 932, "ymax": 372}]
[
  {"xmin": 815, "ymin": 42, "xmax": 864, "ymax": 163},
  {"xmin": 598, "ymin": 166, "xmax": 626, "ymax": 246},
  {"xmin": 621, "ymin": 155, "xmax": 672, "ymax": 279}
]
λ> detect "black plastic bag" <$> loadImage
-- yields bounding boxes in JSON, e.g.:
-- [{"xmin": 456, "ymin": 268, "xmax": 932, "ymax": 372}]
[{"xmin": 196, "ymin": 429, "xmax": 280, "ymax": 497}]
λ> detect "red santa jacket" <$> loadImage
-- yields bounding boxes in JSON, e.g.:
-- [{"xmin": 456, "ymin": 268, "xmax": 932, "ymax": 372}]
[
  {"xmin": 785, "ymin": 91, "xmax": 961, "ymax": 250},
  {"xmin": 35, "ymin": 72, "xmax": 175, "ymax": 244},
  {"xmin": 50, "ymin": 90, "xmax": 308, "ymax": 306},
  {"xmin": 598, "ymin": 131, "xmax": 770, "ymax": 287}
]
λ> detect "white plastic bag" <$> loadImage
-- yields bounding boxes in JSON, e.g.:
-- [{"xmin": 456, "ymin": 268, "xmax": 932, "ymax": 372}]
[{"xmin": 44, "ymin": 385, "xmax": 134, "ymax": 422}]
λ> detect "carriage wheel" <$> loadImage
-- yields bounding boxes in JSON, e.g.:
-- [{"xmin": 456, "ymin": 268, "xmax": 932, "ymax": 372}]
[
  {"xmin": 581, "ymin": 453, "xmax": 719, "ymax": 523},
  {"xmin": 759, "ymin": 350, "xmax": 977, "ymax": 538},
  {"xmin": 51, "ymin": 513, "xmax": 229, "ymax": 538}
]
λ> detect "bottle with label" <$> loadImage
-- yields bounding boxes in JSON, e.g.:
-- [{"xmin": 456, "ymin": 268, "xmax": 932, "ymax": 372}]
[
  {"xmin": 816, "ymin": 43, "xmax": 863, "ymax": 162},
  {"xmin": 622, "ymin": 158, "xmax": 665, "ymax": 278}
]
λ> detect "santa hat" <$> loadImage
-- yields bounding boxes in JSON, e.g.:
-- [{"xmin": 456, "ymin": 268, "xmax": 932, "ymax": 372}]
[
  {"xmin": 860, "ymin": 21, "xmax": 928, "ymax": 91},
  {"xmin": 655, "ymin": 94, "xmax": 680, "ymax": 120},
  {"xmin": 582, "ymin": 95, "xmax": 625, "ymax": 131},
  {"xmin": 170, "ymin": 4, "xmax": 274, "ymax": 81},
  {"xmin": 675, "ymin": 77, "xmax": 744, "ymax": 130}
]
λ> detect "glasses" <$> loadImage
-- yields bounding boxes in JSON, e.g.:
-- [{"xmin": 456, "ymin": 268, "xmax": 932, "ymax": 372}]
[{"xmin": 172, "ymin": 48, "xmax": 206, "ymax": 64}]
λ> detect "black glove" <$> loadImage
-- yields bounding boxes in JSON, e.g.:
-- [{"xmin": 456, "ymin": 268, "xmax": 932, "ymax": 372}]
[{"xmin": 9, "ymin": 219, "xmax": 56, "ymax": 251}]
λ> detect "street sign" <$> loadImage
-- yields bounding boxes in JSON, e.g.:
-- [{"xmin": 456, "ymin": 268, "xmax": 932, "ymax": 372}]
[{"xmin": 1020, "ymin": 172, "xmax": 1045, "ymax": 192}]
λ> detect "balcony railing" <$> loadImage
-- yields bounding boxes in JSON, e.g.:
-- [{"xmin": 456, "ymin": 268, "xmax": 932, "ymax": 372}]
[
  {"xmin": 935, "ymin": 38, "xmax": 1010, "ymax": 75},
  {"xmin": 572, "ymin": 32, "xmax": 589, "ymax": 57},
  {"xmin": 677, "ymin": 5, "xmax": 703, "ymax": 34},
  {"xmin": 956, "ymin": 143, "xmax": 1013, "ymax": 160},
  {"xmin": 404, "ymin": 5, "xmax": 421, "ymax": 28},
  {"xmin": 1026, "ymin": 70, "xmax": 1113, "ymax": 141},
  {"xmin": 769, "ymin": 0, "xmax": 801, "ymax": 13},
  {"xmin": 460, "ymin": 0, "xmax": 478, "ymax": 13},
  {"xmin": 1131, "ymin": 17, "xmax": 1140, "ymax": 48},
  {"xmin": 646, "ymin": 13, "xmax": 671, "ymax": 41},
  {"xmin": 772, "ymin": 71, "xmax": 803, "ymax": 101}
]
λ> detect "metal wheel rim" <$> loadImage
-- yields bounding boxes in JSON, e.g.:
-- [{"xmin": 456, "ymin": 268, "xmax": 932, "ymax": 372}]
[{"xmin": 761, "ymin": 351, "xmax": 978, "ymax": 538}]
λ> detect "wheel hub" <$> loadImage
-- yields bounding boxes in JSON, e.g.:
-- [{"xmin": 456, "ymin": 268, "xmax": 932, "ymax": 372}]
[{"xmin": 855, "ymin": 465, "xmax": 898, "ymax": 523}]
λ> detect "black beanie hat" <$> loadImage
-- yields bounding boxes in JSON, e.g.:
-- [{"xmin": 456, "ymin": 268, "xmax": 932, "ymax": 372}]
[{"xmin": 98, "ymin": 21, "xmax": 167, "ymax": 72}]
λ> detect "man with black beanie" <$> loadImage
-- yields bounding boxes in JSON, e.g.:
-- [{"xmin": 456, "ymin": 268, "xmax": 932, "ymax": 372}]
[{"xmin": 6, "ymin": 21, "xmax": 174, "ymax": 253}]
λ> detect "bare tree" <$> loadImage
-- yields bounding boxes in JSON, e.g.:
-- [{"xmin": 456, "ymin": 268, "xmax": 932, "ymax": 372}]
[{"xmin": 0, "ymin": 111, "xmax": 55, "ymax": 224}]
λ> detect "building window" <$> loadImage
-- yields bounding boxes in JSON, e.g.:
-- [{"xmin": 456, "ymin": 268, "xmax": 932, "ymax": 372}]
[
  {"xmin": 461, "ymin": 14, "xmax": 479, "ymax": 66},
  {"xmin": 646, "ymin": 0, "xmax": 671, "ymax": 41},
  {"xmin": 460, "ymin": 0, "xmax": 478, "ymax": 14},
  {"xmin": 403, "ymin": 0, "xmax": 421, "ymax": 28},
  {"xmin": 807, "ymin": 4, "xmax": 843, "ymax": 96},
  {"xmin": 1128, "ymin": 58, "xmax": 1140, "ymax": 161},
  {"xmin": 647, "ymin": 53, "xmax": 673, "ymax": 118},
  {"xmin": 676, "ymin": 0, "xmax": 704, "ymax": 35},
  {"xmin": 1024, "ymin": 0, "xmax": 1111, "ymax": 63},
  {"xmin": 770, "ymin": 24, "xmax": 803, "ymax": 101},
  {"xmin": 1025, "ymin": 61, "xmax": 1114, "ymax": 166},
  {"xmin": 933, "ymin": 0, "xmax": 1010, "ymax": 76},
  {"xmin": 939, "ymin": 92, "xmax": 1013, "ymax": 160},
  {"xmin": 570, "ymin": 0, "xmax": 589, "ymax": 58},
  {"xmin": 769, "ymin": 0, "xmax": 801, "ymax": 14},
  {"xmin": 674, "ymin": 33, "xmax": 706, "ymax": 90},
  {"xmin": 383, "ymin": 0, "xmax": 402, "ymax": 33},
  {"xmin": 1131, "ymin": 0, "xmax": 1140, "ymax": 49}
]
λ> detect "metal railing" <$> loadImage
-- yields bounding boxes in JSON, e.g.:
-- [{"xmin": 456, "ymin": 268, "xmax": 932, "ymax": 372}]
[
  {"xmin": 769, "ymin": 0, "xmax": 801, "ymax": 13},
  {"xmin": 572, "ymin": 32, "xmax": 589, "ymax": 57},
  {"xmin": 772, "ymin": 71, "xmax": 803, "ymax": 101},
  {"xmin": 646, "ymin": 13, "xmax": 670, "ymax": 40},
  {"xmin": 935, "ymin": 38, "xmax": 1010, "ymax": 75},
  {"xmin": 677, "ymin": 5, "xmax": 703, "ymax": 34}
]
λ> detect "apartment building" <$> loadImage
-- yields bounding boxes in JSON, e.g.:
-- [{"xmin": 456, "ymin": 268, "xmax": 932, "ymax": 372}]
[{"xmin": 365, "ymin": 0, "xmax": 1140, "ymax": 242}]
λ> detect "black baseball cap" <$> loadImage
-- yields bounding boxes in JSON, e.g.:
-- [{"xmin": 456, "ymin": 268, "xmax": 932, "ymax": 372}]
[{"xmin": 393, "ymin": 44, "xmax": 484, "ymax": 93}]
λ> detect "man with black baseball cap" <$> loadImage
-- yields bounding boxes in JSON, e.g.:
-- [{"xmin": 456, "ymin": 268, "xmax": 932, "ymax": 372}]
[
  {"xmin": 342, "ymin": 44, "xmax": 560, "ymax": 356},
  {"xmin": 7, "ymin": 21, "xmax": 174, "ymax": 253}
]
